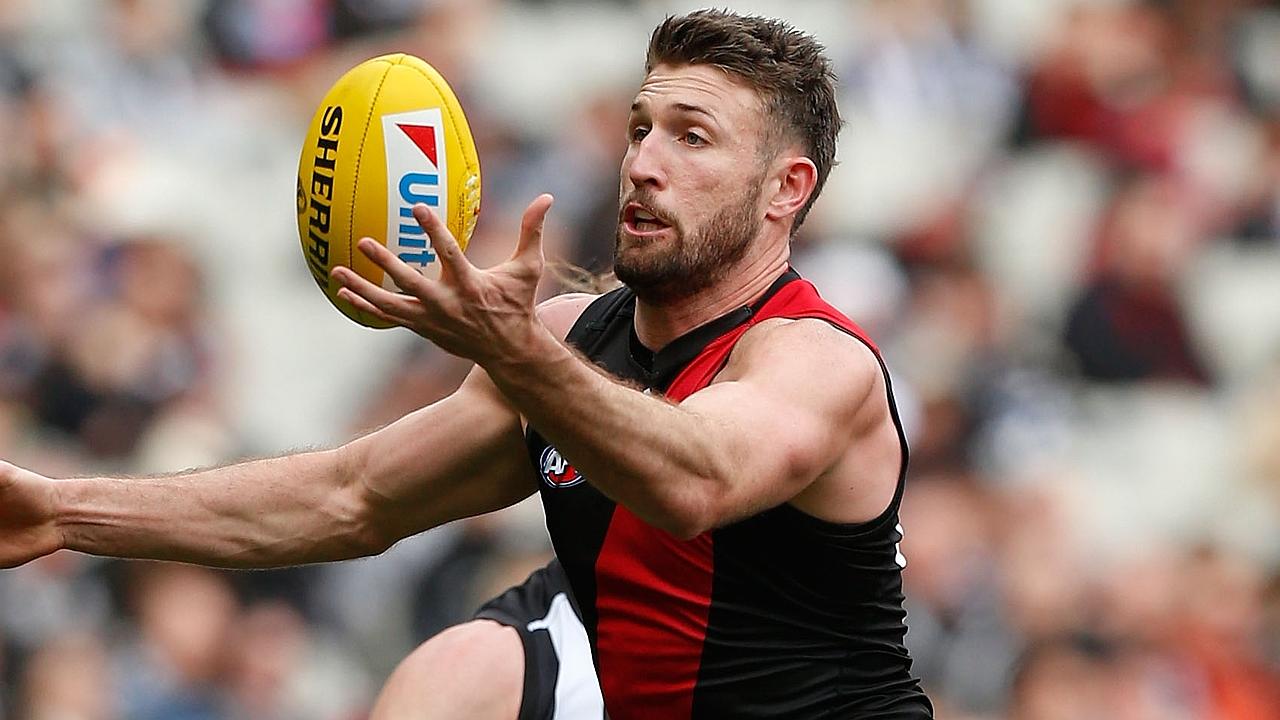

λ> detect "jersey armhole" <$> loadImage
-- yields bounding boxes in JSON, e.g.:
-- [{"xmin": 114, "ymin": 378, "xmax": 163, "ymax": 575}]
[
  {"xmin": 790, "ymin": 322, "xmax": 910, "ymax": 535},
  {"xmin": 701, "ymin": 315, "xmax": 912, "ymax": 536}
]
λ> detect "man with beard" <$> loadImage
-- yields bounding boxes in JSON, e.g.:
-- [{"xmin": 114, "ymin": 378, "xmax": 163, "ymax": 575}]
[{"xmin": 0, "ymin": 10, "xmax": 932, "ymax": 720}]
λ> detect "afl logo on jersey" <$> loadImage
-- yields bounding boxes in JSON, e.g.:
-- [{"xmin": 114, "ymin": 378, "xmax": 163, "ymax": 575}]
[{"xmin": 539, "ymin": 446, "xmax": 585, "ymax": 489}]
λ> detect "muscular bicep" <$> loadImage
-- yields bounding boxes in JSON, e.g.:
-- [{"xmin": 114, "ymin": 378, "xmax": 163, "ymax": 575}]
[
  {"xmin": 677, "ymin": 319, "xmax": 883, "ymax": 526},
  {"xmin": 344, "ymin": 366, "xmax": 537, "ymax": 545}
]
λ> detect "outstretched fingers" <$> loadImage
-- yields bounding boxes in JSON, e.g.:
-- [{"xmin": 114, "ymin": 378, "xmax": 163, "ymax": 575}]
[
  {"xmin": 512, "ymin": 194, "xmax": 553, "ymax": 275},
  {"xmin": 353, "ymin": 237, "xmax": 439, "ymax": 298},
  {"xmin": 413, "ymin": 204, "xmax": 474, "ymax": 285},
  {"xmin": 336, "ymin": 285, "xmax": 397, "ymax": 326},
  {"xmin": 332, "ymin": 265, "xmax": 419, "ymax": 324}
]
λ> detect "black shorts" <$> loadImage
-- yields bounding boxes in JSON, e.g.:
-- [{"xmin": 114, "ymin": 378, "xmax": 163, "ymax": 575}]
[{"xmin": 474, "ymin": 559, "xmax": 606, "ymax": 720}]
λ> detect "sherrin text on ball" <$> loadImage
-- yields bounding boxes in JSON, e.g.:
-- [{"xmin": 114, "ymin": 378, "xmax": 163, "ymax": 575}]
[{"xmin": 296, "ymin": 53, "xmax": 481, "ymax": 328}]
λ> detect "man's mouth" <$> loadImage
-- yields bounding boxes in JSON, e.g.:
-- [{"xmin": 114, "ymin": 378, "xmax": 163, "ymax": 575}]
[{"xmin": 622, "ymin": 203, "xmax": 672, "ymax": 236}]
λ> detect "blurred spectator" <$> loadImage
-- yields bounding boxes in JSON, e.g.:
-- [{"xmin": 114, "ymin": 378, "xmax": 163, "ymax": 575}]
[
  {"xmin": 115, "ymin": 564, "xmax": 238, "ymax": 720},
  {"xmin": 891, "ymin": 260, "xmax": 1006, "ymax": 473},
  {"xmin": 543, "ymin": 89, "xmax": 634, "ymax": 274},
  {"xmin": 224, "ymin": 599, "xmax": 369, "ymax": 720},
  {"xmin": 0, "ymin": 556, "xmax": 107, "ymax": 634},
  {"xmin": 1009, "ymin": 635, "xmax": 1140, "ymax": 720},
  {"xmin": 1171, "ymin": 546, "xmax": 1280, "ymax": 719},
  {"xmin": 1017, "ymin": 3, "xmax": 1178, "ymax": 165},
  {"xmin": 41, "ymin": 1, "xmax": 206, "ymax": 153},
  {"xmin": 845, "ymin": 0, "xmax": 1016, "ymax": 139},
  {"xmin": 203, "ymin": 0, "xmax": 333, "ymax": 72},
  {"xmin": 18, "ymin": 632, "xmax": 117, "ymax": 720},
  {"xmin": 226, "ymin": 602, "xmax": 309, "ymax": 720},
  {"xmin": 901, "ymin": 473, "xmax": 1018, "ymax": 716},
  {"xmin": 16, "ymin": 236, "xmax": 219, "ymax": 459},
  {"xmin": 1063, "ymin": 173, "xmax": 1211, "ymax": 384}
]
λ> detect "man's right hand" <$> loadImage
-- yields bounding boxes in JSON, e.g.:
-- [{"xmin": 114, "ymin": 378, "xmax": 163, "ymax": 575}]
[{"xmin": 0, "ymin": 460, "xmax": 63, "ymax": 568}]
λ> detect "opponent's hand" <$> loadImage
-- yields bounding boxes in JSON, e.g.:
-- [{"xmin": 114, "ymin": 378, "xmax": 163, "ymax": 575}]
[
  {"xmin": 331, "ymin": 195, "xmax": 554, "ymax": 365},
  {"xmin": 0, "ymin": 461, "xmax": 64, "ymax": 568}
]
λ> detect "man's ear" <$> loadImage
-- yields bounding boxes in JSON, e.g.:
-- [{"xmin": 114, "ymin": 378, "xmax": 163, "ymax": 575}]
[{"xmin": 765, "ymin": 156, "xmax": 818, "ymax": 223}]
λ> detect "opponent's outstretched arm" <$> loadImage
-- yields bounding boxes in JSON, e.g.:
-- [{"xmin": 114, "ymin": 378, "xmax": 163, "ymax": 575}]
[{"xmin": 0, "ymin": 354, "xmax": 543, "ymax": 571}]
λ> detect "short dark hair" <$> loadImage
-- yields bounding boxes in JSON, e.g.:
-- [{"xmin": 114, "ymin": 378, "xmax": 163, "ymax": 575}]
[{"xmin": 645, "ymin": 9, "xmax": 842, "ymax": 231}]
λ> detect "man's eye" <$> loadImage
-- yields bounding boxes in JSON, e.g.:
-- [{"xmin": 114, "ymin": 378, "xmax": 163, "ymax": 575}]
[
  {"xmin": 684, "ymin": 132, "xmax": 706, "ymax": 146},
  {"xmin": 630, "ymin": 126, "xmax": 650, "ymax": 142}
]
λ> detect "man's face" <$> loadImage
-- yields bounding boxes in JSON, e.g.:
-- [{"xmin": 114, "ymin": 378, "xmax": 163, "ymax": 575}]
[{"xmin": 615, "ymin": 63, "xmax": 773, "ymax": 304}]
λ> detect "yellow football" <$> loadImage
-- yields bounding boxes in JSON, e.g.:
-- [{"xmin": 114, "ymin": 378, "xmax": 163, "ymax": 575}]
[{"xmin": 296, "ymin": 53, "xmax": 481, "ymax": 328}]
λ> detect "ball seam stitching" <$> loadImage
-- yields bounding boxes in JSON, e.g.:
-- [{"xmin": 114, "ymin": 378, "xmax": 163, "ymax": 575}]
[
  {"xmin": 349, "ymin": 62, "xmax": 395, "ymax": 325},
  {"xmin": 396, "ymin": 62, "xmax": 481, "ymax": 224}
]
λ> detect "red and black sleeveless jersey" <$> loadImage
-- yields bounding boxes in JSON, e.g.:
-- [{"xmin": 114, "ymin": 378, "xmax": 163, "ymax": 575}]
[{"xmin": 525, "ymin": 269, "xmax": 934, "ymax": 719}]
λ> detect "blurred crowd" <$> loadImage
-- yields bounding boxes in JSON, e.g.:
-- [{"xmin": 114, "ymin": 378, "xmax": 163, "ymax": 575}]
[{"xmin": 1, "ymin": 0, "xmax": 1279, "ymax": 718}]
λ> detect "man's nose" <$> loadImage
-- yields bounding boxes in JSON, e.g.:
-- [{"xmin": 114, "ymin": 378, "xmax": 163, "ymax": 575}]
[{"xmin": 625, "ymin": 134, "xmax": 666, "ymax": 190}]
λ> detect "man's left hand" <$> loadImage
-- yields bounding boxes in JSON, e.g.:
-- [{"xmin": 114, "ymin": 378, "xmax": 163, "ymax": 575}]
[{"xmin": 332, "ymin": 194, "xmax": 554, "ymax": 365}]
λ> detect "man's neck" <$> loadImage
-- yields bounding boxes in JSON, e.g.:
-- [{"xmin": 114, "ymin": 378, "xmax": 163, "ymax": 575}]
[{"xmin": 633, "ymin": 245, "xmax": 790, "ymax": 351}]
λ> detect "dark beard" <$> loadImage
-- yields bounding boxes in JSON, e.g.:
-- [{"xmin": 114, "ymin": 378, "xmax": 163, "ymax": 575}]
[{"xmin": 613, "ymin": 185, "xmax": 761, "ymax": 305}]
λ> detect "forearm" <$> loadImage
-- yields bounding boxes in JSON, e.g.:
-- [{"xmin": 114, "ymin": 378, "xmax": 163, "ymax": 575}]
[
  {"xmin": 486, "ymin": 326, "xmax": 728, "ymax": 536},
  {"xmin": 55, "ymin": 449, "xmax": 378, "ymax": 568}
]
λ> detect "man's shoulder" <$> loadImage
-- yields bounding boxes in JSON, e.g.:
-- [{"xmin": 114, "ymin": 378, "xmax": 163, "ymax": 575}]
[
  {"xmin": 537, "ymin": 293, "xmax": 600, "ymax": 341},
  {"xmin": 738, "ymin": 315, "xmax": 879, "ymax": 360},
  {"xmin": 724, "ymin": 316, "xmax": 882, "ymax": 391}
]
